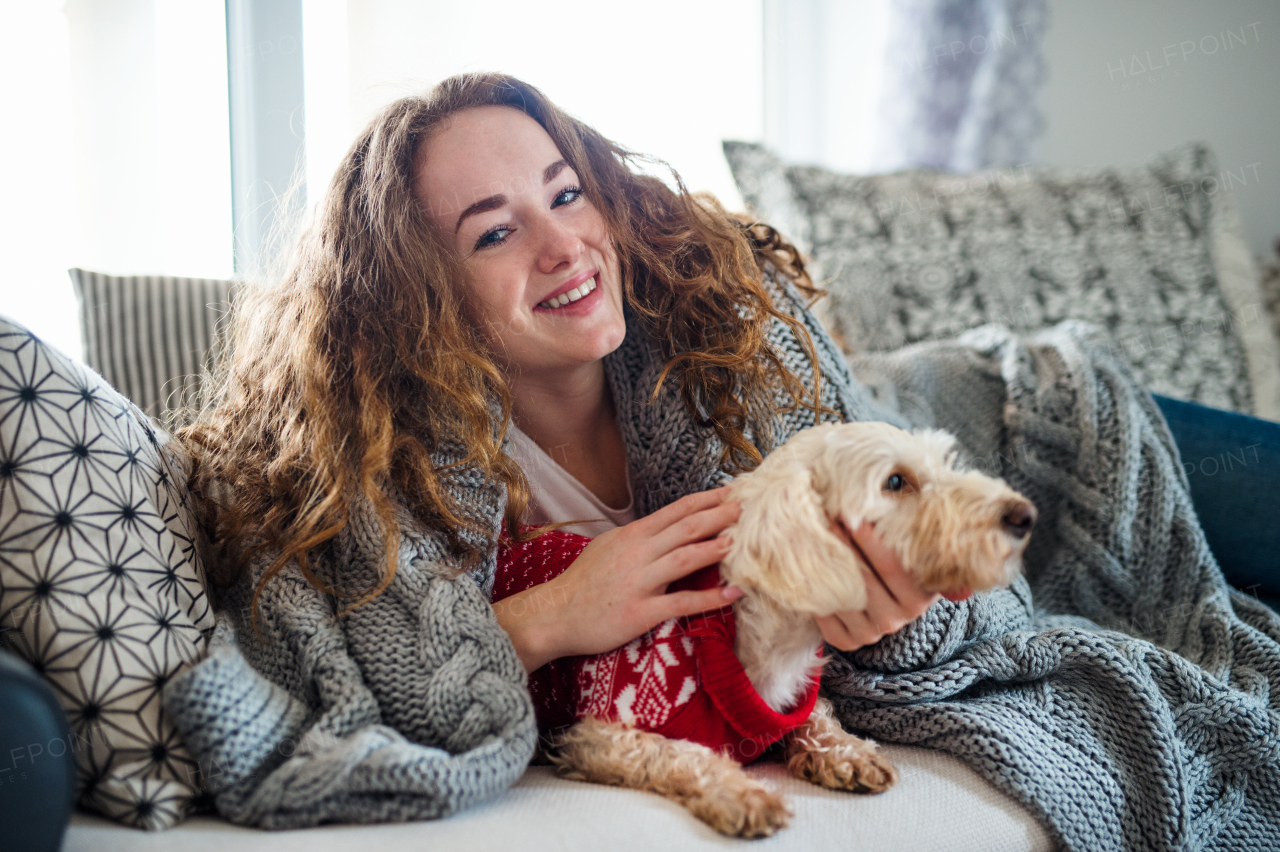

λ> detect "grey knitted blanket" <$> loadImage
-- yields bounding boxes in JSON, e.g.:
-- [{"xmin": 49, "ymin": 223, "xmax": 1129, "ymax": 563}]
[
  {"xmin": 162, "ymin": 471, "xmax": 537, "ymax": 828},
  {"xmin": 164, "ymin": 275, "xmax": 1280, "ymax": 848},
  {"xmin": 826, "ymin": 322, "xmax": 1280, "ymax": 852}
]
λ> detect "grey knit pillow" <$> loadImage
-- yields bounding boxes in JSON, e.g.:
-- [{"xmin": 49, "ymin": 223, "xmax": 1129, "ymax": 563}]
[
  {"xmin": 1260, "ymin": 256, "xmax": 1280, "ymax": 354},
  {"xmin": 0, "ymin": 315, "xmax": 214, "ymax": 829},
  {"xmin": 723, "ymin": 141, "xmax": 1280, "ymax": 417}
]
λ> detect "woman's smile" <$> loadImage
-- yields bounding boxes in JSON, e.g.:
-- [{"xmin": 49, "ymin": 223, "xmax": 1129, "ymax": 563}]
[{"xmin": 534, "ymin": 271, "xmax": 601, "ymax": 314}]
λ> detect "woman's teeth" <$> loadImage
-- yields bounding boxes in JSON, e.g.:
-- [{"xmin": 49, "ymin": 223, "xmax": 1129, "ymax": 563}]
[{"xmin": 539, "ymin": 277, "xmax": 596, "ymax": 310}]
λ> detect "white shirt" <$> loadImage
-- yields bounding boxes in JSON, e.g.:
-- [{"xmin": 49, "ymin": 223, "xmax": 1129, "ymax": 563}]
[{"xmin": 506, "ymin": 421, "xmax": 637, "ymax": 538}]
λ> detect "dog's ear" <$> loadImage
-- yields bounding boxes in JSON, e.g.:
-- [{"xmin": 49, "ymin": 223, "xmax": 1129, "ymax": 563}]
[{"xmin": 724, "ymin": 462, "xmax": 867, "ymax": 614}]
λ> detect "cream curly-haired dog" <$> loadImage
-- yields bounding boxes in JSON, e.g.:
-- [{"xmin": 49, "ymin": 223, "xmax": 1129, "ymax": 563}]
[{"xmin": 550, "ymin": 421, "xmax": 1036, "ymax": 837}]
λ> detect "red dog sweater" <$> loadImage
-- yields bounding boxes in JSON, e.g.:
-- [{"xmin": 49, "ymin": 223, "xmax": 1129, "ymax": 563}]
[{"xmin": 493, "ymin": 525, "xmax": 822, "ymax": 764}]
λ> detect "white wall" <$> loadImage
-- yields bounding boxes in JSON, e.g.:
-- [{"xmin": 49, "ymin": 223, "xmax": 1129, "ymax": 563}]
[
  {"xmin": 303, "ymin": 0, "xmax": 762, "ymax": 214},
  {"xmin": 1040, "ymin": 0, "xmax": 1280, "ymax": 256}
]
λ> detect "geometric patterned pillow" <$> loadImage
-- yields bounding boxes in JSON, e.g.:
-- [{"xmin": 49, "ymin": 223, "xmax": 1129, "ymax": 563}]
[
  {"xmin": 0, "ymin": 314, "xmax": 214, "ymax": 830},
  {"xmin": 724, "ymin": 141, "xmax": 1280, "ymax": 419}
]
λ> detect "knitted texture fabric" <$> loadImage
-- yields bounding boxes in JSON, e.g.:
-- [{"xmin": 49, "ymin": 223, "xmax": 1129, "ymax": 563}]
[
  {"xmin": 827, "ymin": 321, "xmax": 1280, "ymax": 852},
  {"xmin": 493, "ymin": 526, "xmax": 822, "ymax": 763},
  {"xmin": 160, "ymin": 458, "xmax": 538, "ymax": 829}
]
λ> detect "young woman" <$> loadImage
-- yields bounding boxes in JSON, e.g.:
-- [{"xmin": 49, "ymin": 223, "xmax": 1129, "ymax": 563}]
[{"xmin": 181, "ymin": 72, "xmax": 945, "ymax": 674}]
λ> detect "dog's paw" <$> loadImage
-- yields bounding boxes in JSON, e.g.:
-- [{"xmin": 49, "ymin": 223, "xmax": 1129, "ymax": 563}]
[
  {"xmin": 688, "ymin": 780, "xmax": 792, "ymax": 838},
  {"xmin": 787, "ymin": 739, "xmax": 899, "ymax": 793}
]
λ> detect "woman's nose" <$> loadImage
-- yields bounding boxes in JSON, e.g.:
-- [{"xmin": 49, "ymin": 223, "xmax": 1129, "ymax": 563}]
[{"xmin": 535, "ymin": 217, "xmax": 584, "ymax": 274}]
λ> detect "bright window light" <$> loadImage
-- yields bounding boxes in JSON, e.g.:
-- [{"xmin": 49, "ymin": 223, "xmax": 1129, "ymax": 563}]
[
  {"xmin": 0, "ymin": 1, "xmax": 81, "ymax": 358},
  {"xmin": 304, "ymin": 0, "xmax": 763, "ymax": 212},
  {"xmin": 152, "ymin": 0, "xmax": 233, "ymax": 280},
  {"xmin": 0, "ymin": 0, "xmax": 231, "ymax": 363},
  {"xmin": 302, "ymin": 0, "xmax": 351, "ymax": 209}
]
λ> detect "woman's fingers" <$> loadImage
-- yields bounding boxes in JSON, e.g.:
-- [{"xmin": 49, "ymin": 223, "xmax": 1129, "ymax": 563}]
[
  {"xmin": 649, "ymin": 524, "xmax": 736, "ymax": 586},
  {"xmin": 812, "ymin": 519, "xmax": 944, "ymax": 652},
  {"xmin": 651, "ymin": 585, "xmax": 744, "ymax": 625},
  {"xmin": 847, "ymin": 518, "xmax": 940, "ymax": 619},
  {"xmin": 635, "ymin": 485, "xmax": 732, "ymax": 535},
  {"xmin": 814, "ymin": 565, "xmax": 898, "ymax": 650},
  {"xmin": 855, "ymin": 559, "xmax": 908, "ymax": 636},
  {"xmin": 534, "ymin": 487, "xmax": 743, "ymax": 659},
  {"xmin": 815, "ymin": 609, "xmax": 889, "ymax": 651},
  {"xmin": 645, "ymin": 496, "xmax": 741, "ymax": 563}
]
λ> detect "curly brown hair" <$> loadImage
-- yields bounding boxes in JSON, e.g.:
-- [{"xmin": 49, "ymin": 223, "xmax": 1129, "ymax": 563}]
[{"xmin": 180, "ymin": 72, "xmax": 829, "ymax": 618}]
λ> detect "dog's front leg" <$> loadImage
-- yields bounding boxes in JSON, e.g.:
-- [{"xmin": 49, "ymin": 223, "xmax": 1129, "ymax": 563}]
[
  {"xmin": 783, "ymin": 697, "xmax": 898, "ymax": 793},
  {"xmin": 551, "ymin": 717, "xmax": 791, "ymax": 837}
]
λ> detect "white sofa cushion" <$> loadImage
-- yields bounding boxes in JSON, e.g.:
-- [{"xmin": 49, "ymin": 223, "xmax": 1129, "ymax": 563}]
[{"xmin": 65, "ymin": 746, "xmax": 1053, "ymax": 851}]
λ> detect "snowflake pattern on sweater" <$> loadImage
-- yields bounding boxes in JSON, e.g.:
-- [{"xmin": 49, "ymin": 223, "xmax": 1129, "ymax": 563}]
[{"xmin": 493, "ymin": 525, "xmax": 821, "ymax": 763}]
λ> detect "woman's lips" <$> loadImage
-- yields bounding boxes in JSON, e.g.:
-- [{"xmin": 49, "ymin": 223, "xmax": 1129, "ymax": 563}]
[
  {"xmin": 533, "ymin": 274, "xmax": 601, "ymax": 315},
  {"xmin": 537, "ymin": 269, "xmax": 598, "ymax": 306}
]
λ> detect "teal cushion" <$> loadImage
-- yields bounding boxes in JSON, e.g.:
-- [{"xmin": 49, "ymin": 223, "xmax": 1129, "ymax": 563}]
[{"xmin": 0, "ymin": 649, "xmax": 76, "ymax": 852}]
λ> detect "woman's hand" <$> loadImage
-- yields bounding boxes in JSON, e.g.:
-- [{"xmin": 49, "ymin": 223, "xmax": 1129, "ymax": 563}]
[
  {"xmin": 813, "ymin": 520, "xmax": 944, "ymax": 652},
  {"xmin": 494, "ymin": 486, "xmax": 744, "ymax": 673}
]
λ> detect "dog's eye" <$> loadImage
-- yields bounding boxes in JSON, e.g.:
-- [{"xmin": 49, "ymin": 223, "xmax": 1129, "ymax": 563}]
[{"xmin": 884, "ymin": 473, "xmax": 906, "ymax": 492}]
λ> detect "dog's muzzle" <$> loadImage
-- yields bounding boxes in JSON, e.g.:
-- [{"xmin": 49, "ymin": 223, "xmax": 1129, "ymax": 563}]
[{"xmin": 1001, "ymin": 499, "xmax": 1037, "ymax": 541}]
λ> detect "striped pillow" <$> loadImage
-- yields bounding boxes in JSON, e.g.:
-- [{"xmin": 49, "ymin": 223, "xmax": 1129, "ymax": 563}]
[{"xmin": 68, "ymin": 269, "xmax": 236, "ymax": 422}]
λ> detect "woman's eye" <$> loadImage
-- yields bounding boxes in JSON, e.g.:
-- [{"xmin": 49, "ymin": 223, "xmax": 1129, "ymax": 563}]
[
  {"xmin": 884, "ymin": 473, "xmax": 906, "ymax": 492},
  {"xmin": 474, "ymin": 226, "xmax": 512, "ymax": 251},
  {"xmin": 553, "ymin": 186, "xmax": 583, "ymax": 208}
]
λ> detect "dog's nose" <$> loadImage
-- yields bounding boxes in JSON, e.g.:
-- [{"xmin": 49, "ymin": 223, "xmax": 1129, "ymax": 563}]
[{"xmin": 1001, "ymin": 501, "xmax": 1037, "ymax": 540}]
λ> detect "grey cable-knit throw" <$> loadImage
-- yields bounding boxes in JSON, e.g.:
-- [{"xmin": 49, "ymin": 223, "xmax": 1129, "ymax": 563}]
[
  {"xmin": 830, "ymin": 322, "xmax": 1280, "ymax": 851},
  {"xmin": 164, "ymin": 275, "xmax": 1280, "ymax": 849},
  {"xmin": 161, "ymin": 488, "xmax": 537, "ymax": 829}
]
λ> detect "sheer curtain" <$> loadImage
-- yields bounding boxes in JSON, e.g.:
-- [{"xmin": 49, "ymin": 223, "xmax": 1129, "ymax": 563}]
[
  {"xmin": 764, "ymin": 0, "xmax": 1048, "ymax": 174},
  {"xmin": 870, "ymin": 0, "xmax": 1048, "ymax": 172}
]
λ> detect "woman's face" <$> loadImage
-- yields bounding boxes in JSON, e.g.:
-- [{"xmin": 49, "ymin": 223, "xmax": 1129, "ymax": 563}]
[{"xmin": 414, "ymin": 106, "xmax": 626, "ymax": 377}]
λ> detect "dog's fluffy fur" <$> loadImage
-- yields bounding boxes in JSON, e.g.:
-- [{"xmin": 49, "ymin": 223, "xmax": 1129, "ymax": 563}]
[{"xmin": 551, "ymin": 422, "xmax": 1036, "ymax": 837}]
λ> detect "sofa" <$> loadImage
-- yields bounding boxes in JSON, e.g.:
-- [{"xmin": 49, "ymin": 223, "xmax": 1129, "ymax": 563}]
[{"xmin": 3, "ymin": 141, "xmax": 1279, "ymax": 851}]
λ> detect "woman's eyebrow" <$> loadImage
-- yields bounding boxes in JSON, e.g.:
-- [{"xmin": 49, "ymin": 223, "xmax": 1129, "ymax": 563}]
[
  {"xmin": 543, "ymin": 159, "xmax": 568, "ymax": 184},
  {"xmin": 454, "ymin": 160, "xmax": 571, "ymax": 234},
  {"xmin": 455, "ymin": 195, "xmax": 506, "ymax": 234}
]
